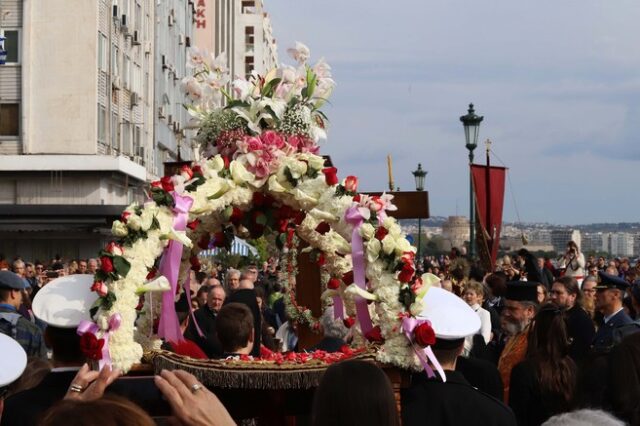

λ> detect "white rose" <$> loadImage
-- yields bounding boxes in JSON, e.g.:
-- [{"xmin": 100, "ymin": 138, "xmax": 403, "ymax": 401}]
[
  {"xmin": 381, "ymin": 235, "xmax": 396, "ymax": 255},
  {"xmin": 127, "ymin": 214, "xmax": 142, "ymax": 231},
  {"xmin": 283, "ymin": 158, "xmax": 308, "ymax": 179},
  {"xmin": 268, "ymin": 175, "xmax": 288, "ymax": 193},
  {"xmin": 366, "ymin": 239, "xmax": 382, "ymax": 263},
  {"xmin": 382, "ymin": 217, "xmax": 396, "ymax": 230},
  {"xmin": 112, "ymin": 220, "xmax": 129, "ymax": 237},
  {"xmin": 359, "ymin": 223, "xmax": 375, "ymax": 240},
  {"xmin": 140, "ymin": 209, "xmax": 155, "ymax": 231},
  {"xmin": 394, "ymin": 238, "xmax": 414, "ymax": 256},
  {"xmin": 230, "ymin": 161, "xmax": 253, "ymax": 185},
  {"xmin": 207, "ymin": 155, "xmax": 225, "ymax": 172}
]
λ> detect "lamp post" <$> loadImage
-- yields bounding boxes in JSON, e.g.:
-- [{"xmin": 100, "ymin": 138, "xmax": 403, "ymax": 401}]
[
  {"xmin": 459, "ymin": 103, "xmax": 483, "ymax": 259},
  {"xmin": 412, "ymin": 163, "xmax": 427, "ymax": 264}
]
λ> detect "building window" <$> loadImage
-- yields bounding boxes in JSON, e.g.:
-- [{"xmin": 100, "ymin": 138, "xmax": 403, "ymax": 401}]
[
  {"xmin": 111, "ymin": 112, "xmax": 119, "ymax": 150},
  {"xmin": 123, "ymin": 120, "xmax": 131, "ymax": 154},
  {"xmin": 0, "ymin": 103, "xmax": 19, "ymax": 136},
  {"xmin": 241, "ymin": 1, "xmax": 255, "ymax": 13},
  {"xmin": 123, "ymin": 56, "xmax": 130, "ymax": 88},
  {"xmin": 111, "ymin": 46, "xmax": 119, "ymax": 76},
  {"xmin": 245, "ymin": 26, "xmax": 254, "ymax": 47},
  {"xmin": 3, "ymin": 30, "xmax": 20, "ymax": 64},
  {"xmin": 97, "ymin": 104, "xmax": 106, "ymax": 142},
  {"xmin": 245, "ymin": 56, "xmax": 254, "ymax": 79},
  {"xmin": 134, "ymin": 125, "xmax": 141, "ymax": 156},
  {"xmin": 98, "ymin": 33, "xmax": 108, "ymax": 72}
]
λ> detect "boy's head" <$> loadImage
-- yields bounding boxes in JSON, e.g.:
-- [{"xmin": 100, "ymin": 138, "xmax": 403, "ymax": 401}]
[{"xmin": 215, "ymin": 303, "xmax": 254, "ymax": 355}]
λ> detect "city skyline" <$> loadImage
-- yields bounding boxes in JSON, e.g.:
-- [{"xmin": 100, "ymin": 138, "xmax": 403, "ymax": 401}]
[{"xmin": 268, "ymin": 0, "xmax": 640, "ymax": 225}]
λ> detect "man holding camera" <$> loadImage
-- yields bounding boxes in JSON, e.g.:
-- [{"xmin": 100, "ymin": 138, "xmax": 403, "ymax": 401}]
[{"xmin": 559, "ymin": 241, "xmax": 586, "ymax": 286}]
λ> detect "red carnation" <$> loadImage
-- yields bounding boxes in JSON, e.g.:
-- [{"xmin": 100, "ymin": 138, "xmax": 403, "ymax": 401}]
[
  {"xmin": 327, "ymin": 278, "xmax": 341, "ymax": 290},
  {"xmin": 365, "ymin": 326, "xmax": 384, "ymax": 343},
  {"xmin": 315, "ymin": 222, "xmax": 331, "ymax": 235},
  {"xmin": 120, "ymin": 211, "xmax": 132, "ymax": 223},
  {"xmin": 375, "ymin": 227, "xmax": 389, "ymax": 241},
  {"xmin": 160, "ymin": 176, "xmax": 174, "ymax": 192},
  {"xmin": 79, "ymin": 333, "xmax": 105, "ymax": 361},
  {"xmin": 414, "ymin": 322, "xmax": 436, "ymax": 347},
  {"xmin": 342, "ymin": 271, "xmax": 354, "ymax": 286},
  {"xmin": 343, "ymin": 318, "xmax": 356, "ymax": 329},
  {"xmin": 397, "ymin": 262, "xmax": 415, "ymax": 283},
  {"xmin": 344, "ymin": 175, "xmax": 358, "ymax": 193},
  {"xmin": 187, "ymin": 219, "xmax": 200, "ymax": 231},
  {"xmin": 322, "ymin": 167, "xmax": 339, "ymax": 186},
  {"xmin": 100, "ymin": 256, "xmax": 114, "ymax": 273}
]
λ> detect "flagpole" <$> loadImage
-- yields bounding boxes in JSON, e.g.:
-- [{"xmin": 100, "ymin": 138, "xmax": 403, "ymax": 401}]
[{"xmin": 485, "ymin": 139, "xmax": 492, "ymax": 269}]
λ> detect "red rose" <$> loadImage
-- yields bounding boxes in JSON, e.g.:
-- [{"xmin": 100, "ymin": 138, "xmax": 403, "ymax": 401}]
[
  {"xmin": 192, "ymin": 165, "xmax": 203, "ymax": 175},
  {"xmin": 315, "ymin": 222, "xmax": 331, "ymax": 235},
  {"xmin": 414, "ymin": 322, "xmax": 436, "ymax": 347},
  {"xmin": 343, "ymin": 317, "xmax": 356, "ymax": 328},
  {"xmin": 375, "ymin": 226, "xmax": 389, "ymax": 240},
  {"xmin": 150, "ymin": 180, "xmax": 162, "ymax": 189},
  {"xmin": 222, "ymin": 156, "xmax": 230, "ymax": 169},
  {"xmin": 342, "ymin": 271, "xmax": 354, "ymax": 286},
  {"xmin": 187, "ymin": 219, "xmax": 200, "ymax": 231},
  {"xmin": 327, "ymin": 278, "xmax": 341, "ymax": 290},
  {"xmin": 190, "ymin": 255, "xmax": 201, "ymax": 271},
  {"xmin": 353, "ymin": 194, "xmax": 361, "ymax": 202},
  {"xmin": 365, "ymin": 326, "xmax": 384, "ymax": 343},
  {"xmin": 397, "ymin": 262, "xmax": 415, "ymax": 283},
  {"xmin": 160, "ymin": 176, "xmax": 174, "ymax": 192},
  {"xmin": 79, "ymin": 333, "xmax": 105, "ymax": 361},
  {"xmin": 401, "ymin": 251, "xmax": 415, "ymax": 263},
  {"xmin": 100, "ymin": 256, "xmax": 114, "ymax": 273},
  {"xmin": 230, "ymin": 207, "xmax": 244, "ymax": 226},
  {"xmin": 120, "ymin": 211, "xmax": 132, "ymax": 223},
  {"xmin": 105, "ymin": 242, "xmax": 123, "ymax": 256},
  {"xmin": 197, "ymin": 234, "xmax": 211, "ymax": 250},
  {"xmin": 277, "ymin": 219, "xmax": 289, "ymax": 233},
  {"xmin": 180, "ymin": 164, "xmax": 194, "ymax": 180},
  {"xmin": 316, "ymin": 252, "xmax": 326, "ymax": 266},
  {"xmin": 91, "ymin": 280, "xmax": 108, "ymax": 297},
  {"xmin": 344, "ymin": 175, "xmax": 358, "ymax": 193},
  {"xmin": 322, "ymin": 167, "xmax": 339, "ymax": 186},
  {"xmin": 212, "ymin": 231, "xmax": 227, "ymax": 248}
]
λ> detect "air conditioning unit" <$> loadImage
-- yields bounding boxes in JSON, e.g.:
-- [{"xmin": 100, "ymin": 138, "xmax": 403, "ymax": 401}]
[
  {"xmin": 172, "ymin": 122, "xmax": 180, "ymax": 133},
  {"xmin": 168, "ymin": 13, "xmax": 175, "ymax": 27},
  {"xmin": 161, "ymin": 55, "xmax": 169, "ymax": 71},
  {"xmin": 138, "ymin": 146, "xmax": 145, "ymax": 157},
  {"xmin": 112, "ymin": 5, "xmax": 119, "ymax": 19},
  {"xmin": 178, "ymin": 34, "xmax": 185, "ymax": 45},
  {"xmin": 121, "ymin": 14, "xmax": 129, "ymax": 34},
  {"xmin": 132, "ymin": 30, "xmax": 141, "ymax": 46},
  {"xmin": 158, "ymin": 106, "xmax": 166, "ymax": 119},
  {"xmin": 185, "ymin": 36, "xmax": 191, "ymax": 48},
  {"xmin": 130, "ymin": 92, "xmax": 140, "ymax": 106},
  {"xmin": 112, "ymin": 75, "xmax": 121, "ymax": 89},
  {"xmin": 167, "ymin": 114, "xmax": 173, "ymax": 125}
]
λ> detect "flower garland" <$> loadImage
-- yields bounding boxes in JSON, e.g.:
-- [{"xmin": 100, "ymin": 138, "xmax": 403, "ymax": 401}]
[{"xmin": 81, "ymin": 43, "xmax": 435, "ymax": 374}]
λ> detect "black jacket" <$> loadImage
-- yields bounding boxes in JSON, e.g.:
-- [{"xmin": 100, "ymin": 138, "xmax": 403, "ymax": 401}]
[
  {"xmin": 566, "ymin": 305, "xmax": 595, "ymax": 363},
  {"xmin": 592, "ymin": 309, "xmax": 634, "ymax": 352},
  {"xmin": 184, "ymin": 305, "xmax": 222, "ymax": 358},
  {"xmin": 402, "ymin": 370, "xmax": 516, "ymax": 426},
  {"xmin": 1, "ymin": 371, "xmax": 76, "ymax": 426},
  {"xmin": 456, "ymin": 356, "xmax": 504, "ymax": 401}
]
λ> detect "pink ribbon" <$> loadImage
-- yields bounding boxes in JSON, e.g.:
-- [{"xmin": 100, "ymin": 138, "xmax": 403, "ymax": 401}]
[
  {"xmin": 183, "ymin": 272, "xmax": 204, "ymax": 338},
  {"xmin": 344, "ymin": 206, "xmax": 373, "ymax": 334},
  {"xmin": 157, "ymin": 192, "xmax": 193, "ymax": 343},
  {"xmin": 77, "ymin": 313, "xmax": 121, "ymax": 370},
  {"xmin": 402, "ymin": 317, "xmax": 446, "ymax": 382}
]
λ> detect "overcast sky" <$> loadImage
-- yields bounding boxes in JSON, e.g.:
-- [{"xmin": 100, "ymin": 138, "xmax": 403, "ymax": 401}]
[{"xmin": 266, "ymin": 1, "xmax": 640, "ymax": 225}]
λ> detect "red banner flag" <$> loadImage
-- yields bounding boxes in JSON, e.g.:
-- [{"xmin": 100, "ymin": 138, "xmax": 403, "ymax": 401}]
[{"xmin": 471, "ymin": 164, "xmax": 507, "ymax": 271}]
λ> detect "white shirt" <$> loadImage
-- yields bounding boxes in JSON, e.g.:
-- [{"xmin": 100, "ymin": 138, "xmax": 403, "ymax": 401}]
[{"xmin": 463, "ymin": 304, "xmax": 492, "ymax": 356}]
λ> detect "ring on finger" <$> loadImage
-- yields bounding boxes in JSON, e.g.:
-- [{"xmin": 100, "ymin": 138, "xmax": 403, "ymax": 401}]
[
  {"xmin": 69, "ymin": 383, "xmax": 84, "ymax": 393},
  {"xmin": 190, "ymin": 383, "xmax": 203, "ymax": 393}
]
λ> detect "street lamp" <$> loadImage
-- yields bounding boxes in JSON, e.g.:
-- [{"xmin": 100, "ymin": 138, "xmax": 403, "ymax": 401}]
[
  {"xmin": 460, "ymin": 103, "xmax": 484, "ymax": 259},
  {"xmin": 412, "ymin": 163, "xmax": 427, "ymax": 264}
]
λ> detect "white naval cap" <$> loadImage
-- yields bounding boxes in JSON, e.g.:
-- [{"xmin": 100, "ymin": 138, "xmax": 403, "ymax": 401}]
[
  {"xmin": 32, "ymin": 274, "xmax": 98, "ymax": 328},
  {"xmin": 417, "ymin": 286, "xmax": 481, "ymax": 340},
  {"xmin": 0, "ymin": 333, "xmax": 27, "ymax": 387}
]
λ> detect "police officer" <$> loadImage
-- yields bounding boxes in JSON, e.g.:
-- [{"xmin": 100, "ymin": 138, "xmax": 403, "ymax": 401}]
[
  {"xmin": 402, "ymin": 286, "xmax": 517, "ymax": 426},
  {"xmin": 0, "ymin": 271, "xmax": 46, "ymax": 359},
  {"xmin": 592, "ymin": 271, "xmax": 633, "ymax": 352}
]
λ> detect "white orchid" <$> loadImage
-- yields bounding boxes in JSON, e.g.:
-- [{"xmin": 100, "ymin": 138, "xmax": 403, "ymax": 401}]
[
  {"xmin": 186, "ymin": 46, "xmax": 207, "ymax": 70},
  {"xmin": 180, "ymin": 76, "xmax": 203, "ymax": 102},
  {"xmin": 287, "ymin": 41, "xmax": 311, "ymax": 64}
]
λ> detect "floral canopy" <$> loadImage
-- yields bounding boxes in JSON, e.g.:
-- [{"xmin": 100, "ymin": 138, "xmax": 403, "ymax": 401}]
[{"xmin": 83, "ymin": 43, "xmax": 439, "ymax": 376}]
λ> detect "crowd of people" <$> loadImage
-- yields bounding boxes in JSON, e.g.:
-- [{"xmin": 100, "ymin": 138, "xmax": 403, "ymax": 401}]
[{"xmin": 1, "ymin": 240, "xmax": 640, "ymax": 425}]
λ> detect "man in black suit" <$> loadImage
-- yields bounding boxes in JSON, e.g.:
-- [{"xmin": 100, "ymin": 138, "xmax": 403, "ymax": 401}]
[
  {"xmin": 401, "ymin": 287, "xmax": 516, "ymax": 426},
  {"xmin": 549, "ymin": 276, "xmax": 595, "ymax": 363},
  {"xmin": 184, "ymin": 285, "xmax": 226, "ymax": 358}
]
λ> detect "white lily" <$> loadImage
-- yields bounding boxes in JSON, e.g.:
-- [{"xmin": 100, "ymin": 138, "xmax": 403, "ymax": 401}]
[
  {"xmin": 344, "ymin": 284, "xmax": 377, "ymax": 301},
  {"xmin": 136, "ymin": 276, "xmax": 171, "ymax": 295},
  {"xmin": 186, "ymin": 46, "xmax": 207, "ymax": 69},
  {"xmin": 166, "ymin": 228, "xmax": 193, "ymax": 248},
  {"xmin": 286, "ymin": 41, "xmax": 311, "ymax": 64}
]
